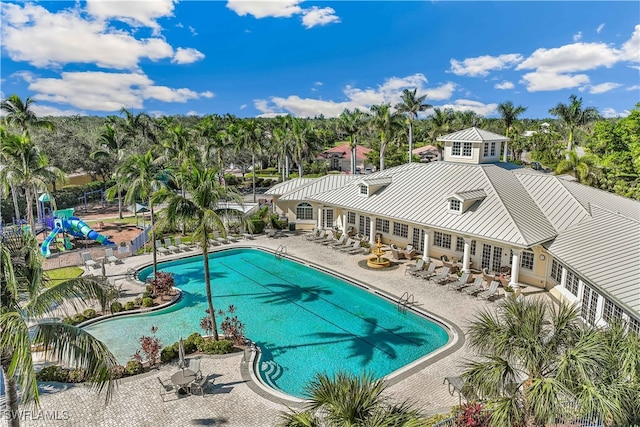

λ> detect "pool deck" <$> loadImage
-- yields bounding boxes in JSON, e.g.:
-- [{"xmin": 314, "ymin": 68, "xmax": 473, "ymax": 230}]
[{"xmin": 12, "ymin": 231, "xmax": 551, "ymax": 426}]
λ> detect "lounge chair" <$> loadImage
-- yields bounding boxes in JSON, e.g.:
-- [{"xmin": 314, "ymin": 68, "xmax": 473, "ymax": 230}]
[
  {"xmin": 304, "ymin": 228, "xmax": 321, "ymax": 241},
  {"xmin": 315, "ymin": 231, "xmax": 335, "ymax": 244},
  {"xmin": 175, "ymin": 237, "xmax": 190, "ymax": 251},
  {"xmin": 451, "ymin": 276, "xmax": 482, "ymax": 292},
  {"xmin": 347, "ymin": 244, "xmax": 369, "ymax": 255},
  {"xmin": 447, "ymin": 272, "xmax": 471, "ymax": 290},
  {"xmin": 345, "ymin": 225, "xmax": 356, "ymax": 236},
  {"xmin": 104, "ymin": 247, "xmax": 121, "ymax": 265},
  {"xmin": 429, "ymin": 267, "xmax": 451, "ymax": 285},
  {"xmin": 213, "ymin": 231, "xmax": 229, "ymax": 244},
  {"xmin": 477, "ymin": 281, "xmax": 500, "ymax": 300},
  {"xmin": 226, "ymin": 234, "xmax": 239, "ymax": 243},
  {"xmin": 157, "ymin": 377, "xmax": 178, "ymax": 402},
  {"xmin": 208, "ymin": 238, "xmax": 221, "ymax": 247},
  {"xmin": 338, "ymin": 240, "xmax": 361, "ymax": 253},
  {"xmin": 405, "ymin": 258, "xmax": 426, "ymax": 275},
  {"xmin": 322, "ymin": 233, "xmax": 346, "ymax": 247},
  {"xmin": 164, "ymin": 237, "xmax": 179, "ymax": 253},
  {"xmin": 463, "ymin": 279, "xmax": 487, "ymax": 296},
  {"xmin": 308, "ymin": 230, "xmax": 328, "ymax": 242},
  {"xmin": 331, "ymin": 237, "xmax": 352, "ymax": 249},
  {"xmin": 242, "ymin": 233, "xmax": 254, "ymax": 240},
  {"xmin": 81, "ymin": 252, "xmax": 98, "ymax": 268},
  {"xmin": 155, "ymin": 240, "xmax": 169, "ymax": 255},
  {"xmin": 414, "ymin": 262, "xmax": 437, "ymax": 279}
]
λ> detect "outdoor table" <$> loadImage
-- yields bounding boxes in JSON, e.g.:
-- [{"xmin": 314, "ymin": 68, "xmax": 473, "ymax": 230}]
[{"xmin": 171, "ymin": 369, "xmax": 196, "ymax": 394}]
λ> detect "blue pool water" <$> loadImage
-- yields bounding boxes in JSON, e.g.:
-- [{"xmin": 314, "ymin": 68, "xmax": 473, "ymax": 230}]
[{"xmin": 85, "ymin": 248, "xmax": 450, "ymax": 397}]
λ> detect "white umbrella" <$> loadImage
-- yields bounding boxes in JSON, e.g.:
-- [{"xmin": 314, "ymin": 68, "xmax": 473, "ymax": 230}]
[{"xmin": 178, "ymin": 337, "xmax": 186, "ymax": 371}]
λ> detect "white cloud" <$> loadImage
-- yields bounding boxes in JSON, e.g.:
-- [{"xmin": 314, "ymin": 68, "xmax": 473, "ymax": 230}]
[
  {"xmin": 1, "ymin": 3, "xmax": 174, "ymax": 70},
  {"xmin": 626, "ymin": 85, "xmax": 640, "ymax": 91},
  {"xmin": 31, "ymin": 104, "xmax": 86, "ymax": 117},
  {"xmin": 226, "ymin": 0, "xmax": 303, "ymax": 19},
  {"xmin": 588, "ymin": 82, "xmax": 621, "ymax": 94},
  {"xmin": 302, "ymin": 7, "xmax": 340, "ymax": 29},
  {"xmin": 172, "ymin": 47, "xmax": 205, "ymax": 64},
  {"xmin": 494, "ymin": 81, "xmax": 515, "ymax": 90},
  {"xmin": 437, "ymin": 99, "xmax": 498, "ymax": 116},
  {"xmin": 573, "ymin": 31, "xmax": 582, "ymax": 42},
  {"xmin": 450, "ymin": 54, "xmax": 523, "ymax": 77},
  {"xmin": 239, "ymin": 104, "xmax": 247, "ymax": 110},
  {"xmin": 314, "ymin": 81, "xmax": 323, "ymax": 86},
  {"xmin": 601, "ymin": 107, "xmax": 630, "ymax": 118},
  {"xmin": 620, "ymin": 24, "xmax": 640, "ymax": 62},
  {"xmin": 519, "ymin": 71, "xmax": 589, "ymax": 92},
  {"xmin": 596, "ymin": 23, "xmax": 605, "ymax": 34},
  {"xmin": 86, "ymin": 0, "xmax": 176, "ymax": 34},
  {"xmin": 517, "ymin": 42, "xmax": 619, "ymax": 74},
  {"xmin": 254, "ymin": 74, "xmax": 454, "ymax": 118},
  {"xmin": 200, "ymin": 91, "xmax": 215, "ymax": 98},
  {"xmin": 24, "ymin": 71, "xmax": 206, "ymax": 113},
  {"xmin": 186, "ymin": 111, "xmax": 200, "ymax": 116}
]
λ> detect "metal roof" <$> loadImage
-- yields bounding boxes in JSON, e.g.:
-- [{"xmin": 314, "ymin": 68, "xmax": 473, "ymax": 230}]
[
  {"xmin": 560, "ymin": 179, "xmax": 640, "ymax": 220},
  {"xmin": 307, "ymin": 162, "xmax": 557, "ymax": 247},
  {"xmin": 265, "ymin": 178, "xmax": 315, "ymax": 196},
  {"xmin": 543, "ymin": 206, "xmax": 640, "ymax": 314},
  {"xmin": 358, "ymin": 175, "xmax": 393, "ymax": 186},
  {"xmin": 453, "ymin": 189, "xmax": 486, "ymax": 202},
  {"xmin": 278, "ymin": 174, "xmax": 361, "ymax": 201},
  {"xmin": 437, "ymin": 127, "xmax": 510, "ymax": 142}
]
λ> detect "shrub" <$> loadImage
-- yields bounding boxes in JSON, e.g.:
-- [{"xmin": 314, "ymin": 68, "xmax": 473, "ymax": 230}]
[
  {"xmin": 110, "ymin": 301, "xmax": 123, "ymax": 313},
  {"xmin": 72, "ymin": 313, "xmax": 86, "ymax": 324},
  {"xmin": 110, "ymin": 365, "xmax": 125, "ymax": 380},
  {"xmin": 67, "ymin": 368, "xmax": 85, "ymax": 383},
  {"xmin": 184, "ymin": 332, "xmax": 203, "ymax": 354},
  {"xmin": 160, "ymin": 344, "xmax": 178, "ymax": 363},
  {"xmin": 82, "ymin": 308, "xmax": 96, "ymax": 319},
  {"xmin": 134, "ymin": 297, "xmax": 143, "ymax": 306},
  {"xmin": 124, "ymin": 359, "xmax": 144, "ymax": 376},
  {"xmin": 147, "ymin": 271, "xmax": 174, "ymax": 297},
  {"xmin": 142, "ymin": 297, "xmax": 154, "ymax": 307},
  {"xmin": 199, "ymin": 339, "xmax": 234, "ymax": 355},
  {"xmin": 249, "ymin": 218, "xmax": 265, "ymax": 234},
  {"xmin": 36, "ymin": 365, "xmax": 69, "ymax": 382},
  {"xmin": 134, "ymin": 326, "xmax": 161, "ymax": 366},
  {"xmin": 61, "ymin": 317, "xmax": 74, "ymax": 325},
  {"xmin": 124, "ymin": 301, "xmax": 136, "ymax": 311}
]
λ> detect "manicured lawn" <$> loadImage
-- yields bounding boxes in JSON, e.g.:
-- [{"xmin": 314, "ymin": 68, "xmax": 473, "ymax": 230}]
[{"xmin": 47, "ymin": 267, "xmax": 84, "ymax": 286}]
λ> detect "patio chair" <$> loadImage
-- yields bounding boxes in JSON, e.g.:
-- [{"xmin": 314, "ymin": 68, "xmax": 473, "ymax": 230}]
[
  {"xmin": 104, "ymin": 247, "xmax": 121, "ymax": 265},
  {"xmin": 477, "ymin": 281, "xmax": 500, "ymax": 300},
  {"xmin": 208, "ymin": 238, "xmax": 221, "ymax": 247},
  {"xmin": 345, "ymin": 225, "xmax": 356, "ymax": 236},
  {"xmin": 463, "ymin": 279, "xmax": 487, "ymax": 296},
  {"xmin": 430, "ymin": 267, "xmax": 451, "ymax": 285},
  {"xmin": 338, "ymin": 240, "xmax": 361, "ymax": 253},
  {"xmin": 331, "ymin": 237, "xmax": 352, "ymax": 249},
  {"xmin": 322, "ymin": 233, "xmax": 345, "ymax": 247},
  {"xmin": 414, "ymin": 262, "xmax": 437, "ymax": 279},
  {"xmin": 447, "ymin": 272, "xmax": 471, "ymax": 290},
  {"xmin": 482, "ymin": 268, "xmax": 497, "ymax": 284},
  {"xmin": 189, "ymin": 375, "xmax": 212, "ymax": 397},
  {"xmin": 315, "ymin": 231, "xmax": 335, "ymax": 244},
  {"xmin": 81, "ymin": 252, "xmax": 98, "ymax": 269},
  {"xmin": 347, "ymin": 244, "xmax": 369, "ymax": 255},
  {"xmin": 405, "ymin": 258, "xmax": 426, "ymax": 275},
  {"xmin": 157, "ymin": 377, "xmax": 178, "ymax": 402},
  {"xmin": 242, "ymin": 233, "xmax": 254, "ymax": 240},
  {"xmin": 186, "ymin": 357, "xmax": 202, "ymax": 378},
  {"xmin": 304, "ymin": 228, "xmax": 321, "ymax": 240},
  {"xmin": 390, "ymin": 244, "xmax": 402, "ymax": 260},
  {"xmin": 155, "ymin": 240, "xmax": 170, "ymax": 255},
  {"xmin": 226, "ymin": 234, "xmax": 239, "ymax": 243},
  {"xmin": 308, "ymin": 230, "xmax": 328, "ymax": 242},
  {"xmin": 164, "ymin": 237, "xmax": 179, "ymax": 253},
  {"xmin": 213, "ymin": 231, "xmax": 229, "ymax": 244},
  {"xmin": 452, "ymin": 276, "xmax": 483, "ymax": 292},
  {"xmin": 174, "ymin": 237, "xmax": 190, "ymax": 251}
]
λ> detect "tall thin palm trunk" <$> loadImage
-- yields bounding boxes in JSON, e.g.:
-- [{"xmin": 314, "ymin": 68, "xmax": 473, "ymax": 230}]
[
  {"xmin": 11, "ymin": 185, "xmax": 20, "ymax": 221},
  {"xmin": 202, "ymin": 235, "xmax": 219, "ymax": 341},
  {"xmin": 117, "ymin": 190, "xmax": 123, "ymax": 219},
  {"xmin": 251, "ymin": 153, "xmax": 257, "ymax": 203},
  {"xmin": 150, "ymin": 199, "xmax": 157, "ymax": 279},
  {"xmin": 1, "ymin": 353, "xmax": 20, "ymax": 427}
]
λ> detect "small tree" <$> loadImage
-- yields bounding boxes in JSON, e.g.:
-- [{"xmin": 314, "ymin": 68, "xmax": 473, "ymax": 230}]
[
  {"xmin": 200, "ymin": 309, "xmax": 214, "ymax": 337},
  {"xmin": 133, "ymin": 326, "xmax": 162, "ymax": 367},
  {"xmin": 147, "ymin": 271, "xmax": 174, "ymax": 297},
  {"xmin": 219, "ymin": 305, "xmax": 246, "ymax": 345}
]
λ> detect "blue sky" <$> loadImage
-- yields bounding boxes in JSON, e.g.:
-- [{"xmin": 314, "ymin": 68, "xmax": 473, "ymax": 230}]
[{"xmin": 1, "ymin": 1, "xmax": 638, "ymax": 119}]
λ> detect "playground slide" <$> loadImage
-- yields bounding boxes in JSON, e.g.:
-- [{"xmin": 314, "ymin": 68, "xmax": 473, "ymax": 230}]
[
  {"xmin": 40, "ymin": 216, "xmax": 115, "ymax": 258},
  {"xmin": 41, "ymin": 227, "xmax": 63, "ymax": 258}
]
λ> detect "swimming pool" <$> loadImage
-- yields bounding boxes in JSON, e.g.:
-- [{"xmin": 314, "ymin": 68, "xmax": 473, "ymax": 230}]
[{"xmin": 85, "ymin": 248, "xmax": 451, "ymax": 397}]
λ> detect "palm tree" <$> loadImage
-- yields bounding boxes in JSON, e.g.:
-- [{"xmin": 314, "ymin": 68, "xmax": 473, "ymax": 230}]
[
  {"xmin": 555, "ymin": 150, "xmax": 600, "ymax": 184},
  {"xmin": 337, "ymin": 109, "xmax": 367, "ymax": 174},
  {"xmin": 91, "ymin": 122, "xmax": 128, "ymax": 219},
  {"xmin": 154, "ymin": 163, "xmax": 243, "ymax": 341},
  {"xmin": 1, "ymin": 232, "xmax": 118, "ymax": 427},
  {"xmin": 279, "ymin": 372, "xmax": 424, "ymax": 426},
  {"xmin": 462, "ymin": 298, "xmax": 628, "ymax": 427},
  {"xmin": 395, "ymin": 89, "xmax": 432, "ymax": 163},
  {"xmin": 110, "ymin": 151, "xmax": 165, "ymax": 278},
  {"xmin": 369, "ymin": 104, "xmax": 401, "ymax": 171},
  {"xmin": 232, "ymin": 118, "xmax": 265, "ymax": 202},
  {"xmin": 497, "ymin": 101, "xmax": 527, "ymax": 161},
  {"xmin": 428, "ymin": 108, "xmax": 453, "ymax": 160},
  {"xmin": 549, "ymin": 94, "xmax": 600, "ymax": 152},
  {"xmin": 1, "ymin": 94, "xmax": 53, "ymax": 135}
]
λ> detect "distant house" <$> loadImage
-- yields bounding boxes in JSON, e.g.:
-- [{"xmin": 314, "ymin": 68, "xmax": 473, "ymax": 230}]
[
  {"xmin": 316, "ymin": 143, "xmax": 373, "ymax": 173},
  {"xmin": 412, "ymin": 144, "xmax": 439, "ymax": 162}
]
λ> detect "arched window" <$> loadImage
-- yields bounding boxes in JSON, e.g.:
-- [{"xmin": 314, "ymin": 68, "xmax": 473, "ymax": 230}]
[{"xmin": 296, "ymin": 202, "xmax": 313, "ymax": 220}]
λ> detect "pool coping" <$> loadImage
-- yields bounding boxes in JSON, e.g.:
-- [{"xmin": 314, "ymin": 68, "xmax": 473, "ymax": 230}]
[{"xmin": 107, "ymin": 245, "xmax": 466, "ymax": 406}]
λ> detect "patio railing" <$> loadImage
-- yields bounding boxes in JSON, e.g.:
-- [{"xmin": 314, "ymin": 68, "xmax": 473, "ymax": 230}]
[{"xmin": 130, "ymin": 226, "xmax": 151, "ymax": 254}]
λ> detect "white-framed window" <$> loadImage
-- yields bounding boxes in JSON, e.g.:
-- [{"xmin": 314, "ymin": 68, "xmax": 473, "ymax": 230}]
[
  {"xmin": 375, "ymin": 218, "xmax": 389, "ymax": 233},
  {"xmin": 520, "ymin": 251, "xmax": 534, "ymax": 270},
  {"xmin": 322, "ymin": 208, "xmax": 334, "ymax": 228},
  {"xmin": 462, "ymin": 142, "xmax": 472, "ymax": 157},
  {"xmin": 434, "ymin": 231, "xmax": 451, "ymax": 249},
  {"xmin": 551, "ymin": 259, "xmax": 563, "ymax": 282},
  {"xmin": 483, "ymin": 142, "xmax": 489, "ymax": 156},
  {"xmin": 581, "ymin": 285, "xmax": 599, "ymax": 325},
  {"xmin": 359, "ymin": 185, "xmax": 368, "ymax": 195},
  {"xmin": 452, "ymin": 142, "xmax": 461, "ymax": 156},
  {"xmin": 490, "ymin": 142, "xmax": 496, "ymax": 156},
  {"xmin": 295, "ymin": 202, "xmax": 313, "ymax": 220},
  {"xmin": 629, "ymin": 317, "xmax": 640, "ymax": 336},
  {"xmin": 602, "ymin": 299, "xmax": 623, "ymax": 324},
  {"xmin": 347, "ymin": 212, "xmax": 356, "ymax": 224},
  {"xmin": 392, "ymin": 222, "xmax": 408, "ymax": 238},
  {"xmin": 359, "ymin": 215, "xmax": 371, "ymax": 237},
  {"xmin": 491, "ymin": 247, "xmax": 502, "ymax": 272},
  {"xmin": 412, "ymin": 228, "xmax": 425, "ymax": 252},
  {"xmin": 455, "ymin": 237, "xmax": 465, "ymax": 252},
  {"xmin": 470, "ymin": 240, "xmax": 476, "ymax": 256},
  {"xmin": 449, "ymin": 199, "xmax": 461, "ymax": 212},
  {"xmin": 565, "ymin": 270, "xmax": 579, "ymax": 296}
]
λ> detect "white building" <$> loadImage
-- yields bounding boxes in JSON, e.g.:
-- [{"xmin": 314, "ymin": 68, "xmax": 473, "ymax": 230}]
[{"xmin": 266, "ymin": 127, "xmax": 640, "ymax": 331}]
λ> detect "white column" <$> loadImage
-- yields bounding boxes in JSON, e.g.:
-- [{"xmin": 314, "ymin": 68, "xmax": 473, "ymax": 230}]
[
  {"xmin": 317, "ymin": 207, "xmax": 322, "ymax": 228},
  {"xmin": 503, "ymin": 141, "xmax": 508, "ymax": 162},
  {"xmin": 369, "ymin": 217, "xmax": 376, "ymax": 245},
  {"xmin": 509, "ymin": 249, "xmax": 521, "ymax": 289},
  {"xmin": 462, "ymin": 238, "xmax": 472, "ymax": 273},
  {"xmin": 422, "ymin": 230, "xmax": 430, "ymax": 262},
  {"xmin": 341, "ymin": 213, "xmax": 347, "ymax": 232},
  {"xmin": 560, "ymin": 267, "xmax": 568, "ymax": 289}
]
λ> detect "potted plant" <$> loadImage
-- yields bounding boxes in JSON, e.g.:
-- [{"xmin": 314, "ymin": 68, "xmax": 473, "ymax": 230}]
[{"xmin": 504, "ymin": 284, "xmax": 515, "ymax": 299}]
